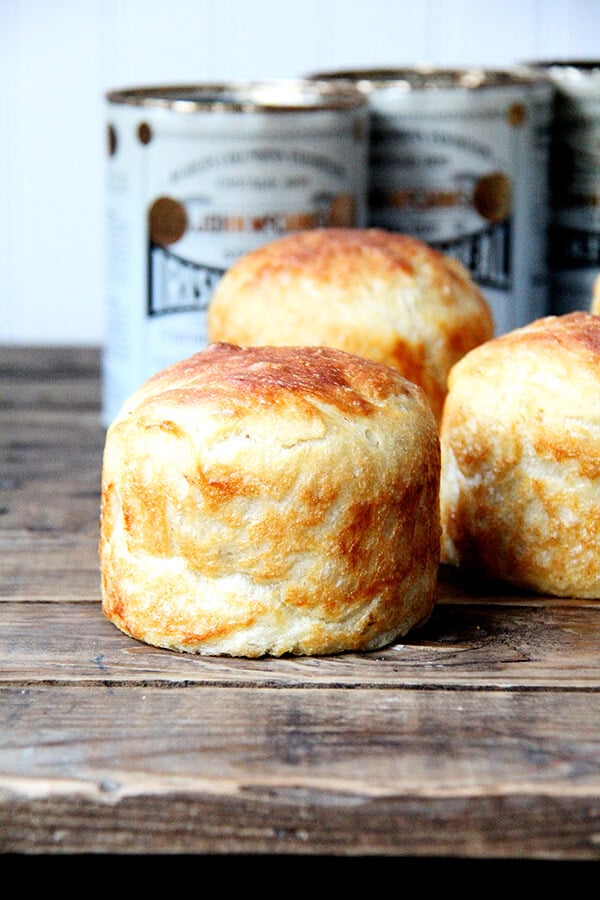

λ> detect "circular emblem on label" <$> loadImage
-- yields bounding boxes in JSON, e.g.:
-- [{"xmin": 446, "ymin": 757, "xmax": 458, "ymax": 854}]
[
  {"xmin": 508, "ymin": 102, "xmax": 527, "ymax": 127},
  {"xmin": 138, "ymin": 122, "xmax": 153, "ymax": 145},
  {"xmin": 329, "ymin": 192, "xmax": 356, "ymax": 226},
  {"xmin": 473, "ymin": 172, "xmax": 512, "ymax": 223},
  {"xmin": 149, "ymin": 196, "xmax": 188, "ymax": 245},
  {"xmin": 107, "ymin": 124, "xmax": 117, "ymax": 156}
]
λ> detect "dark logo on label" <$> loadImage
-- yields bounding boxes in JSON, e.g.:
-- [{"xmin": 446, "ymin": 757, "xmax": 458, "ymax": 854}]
[
  {"xmin": 431, "ymin": 220, "xmax": 512, "ymax": 291},
  {"xmin": 148, "ymin": 243, "xmax": 225, "ymax": 317},
  {"xmin": 550, "ymin": 224, "xmax": 600, "ymax": 270}
]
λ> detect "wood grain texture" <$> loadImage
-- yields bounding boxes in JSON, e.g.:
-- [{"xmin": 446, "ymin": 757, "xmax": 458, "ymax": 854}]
[
  {"xmin": 1, "ymin": 599, "xmax": 600, "ymax": 688},
  {"xmin": 1, "ymin": 347, "xmax": 599, "ymax": 860},
  {"xmin": 1, "ymin": 685, "xmax": 598, "ymax": 857}
]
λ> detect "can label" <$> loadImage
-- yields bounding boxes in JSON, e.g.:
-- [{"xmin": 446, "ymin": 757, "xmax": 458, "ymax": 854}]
[
  {"xmin": 312, "ymin": 69, "xmax": 553, "ymax": 336},
  {"xmin": 368, "ymin": 76, "xmax": 552, "ymax": 335},
  {"xmin": 370, "ymin": 131, "xmax": 515, "ymax": 294},
  {"xmin": 103, "ymin": 85, "xmax": 368, "ymax": 424},
  {"xmin": 539, "ymin": 63, "xmax": 600, "ymax": 315}
]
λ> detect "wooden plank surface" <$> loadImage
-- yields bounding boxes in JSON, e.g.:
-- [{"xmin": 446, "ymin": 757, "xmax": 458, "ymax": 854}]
[
  {"xmin": 1, "ymin": 598, "xmax": 600, "ymax": 688},
  {"xmin": 1, "ymin": 346, "xmax": 600, "ymax": 860},
  {"xmin": 1, "ymin": 684, "xmax": 598, "ymax": 857}
]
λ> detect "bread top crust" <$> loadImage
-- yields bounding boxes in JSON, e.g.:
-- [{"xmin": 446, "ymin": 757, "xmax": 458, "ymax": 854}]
[
  {"xmin": 207, "ymin": 228, "xmax": 491, "ymax": 330},
  {"xmin": 444, "ymin": 312, "xmax": 600, "ymax": 448},
  {"xmin": 447, "ymin": 312, "xmax": 600, "ymax": 391},
  {"xmin": 108, "ymin": 343, "xmax": 437, "ymax": 507},
  {"xmin": 116, "ymin": 340, "xmax": 424, "ymax": 423},
  {"xmin": 209, "ymin": 227, "xmax": 472, "ymax": 293},
  {"xmin": 487, "ymin": 310, "xmax": 600, "ymax": 355}
]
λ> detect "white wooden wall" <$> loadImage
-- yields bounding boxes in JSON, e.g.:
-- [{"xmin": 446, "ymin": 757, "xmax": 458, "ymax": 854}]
[{"xmin": 2, "ymin": 0, "xmax": 599, "ymax": 345}]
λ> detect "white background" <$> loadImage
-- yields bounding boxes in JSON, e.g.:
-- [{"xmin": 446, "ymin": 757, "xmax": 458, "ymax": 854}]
[{"xmin": 2, "ymin": 0, "xmax": 599, "ymax": 346}]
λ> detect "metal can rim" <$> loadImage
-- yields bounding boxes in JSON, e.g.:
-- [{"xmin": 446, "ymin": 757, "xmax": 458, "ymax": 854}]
[
  {"xmin": 525, "ymin": 60, "xmax": 600, "ymax": 93},
  {"xmin": 307, "ymin": 65, "xmax": 553, "ymax": 92},
  {"xmin": 105, "ymin": 79, "xmax": 369, "ymax": 112},
  {"xmin": 527, "ymin": 59, "xmax": 600, "ymax": 73}
]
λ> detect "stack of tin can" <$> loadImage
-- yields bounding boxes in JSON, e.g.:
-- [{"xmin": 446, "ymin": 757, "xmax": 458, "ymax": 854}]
[{"xmin": 103, "ymin": 64, "xmax": 600, "ymax": 424}]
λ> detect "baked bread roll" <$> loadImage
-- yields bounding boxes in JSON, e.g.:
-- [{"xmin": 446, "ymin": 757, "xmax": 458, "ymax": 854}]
[
  {"xmin": 440, "ymin": 312, "xmax": 600, "ymax": 598},
  {"xmin": 207, "ymin": 227, "xmax": 494, "ymax": 424},
  {"xmin": 100, "ymin": 342, "xmax": 441, "ymax": 656}
]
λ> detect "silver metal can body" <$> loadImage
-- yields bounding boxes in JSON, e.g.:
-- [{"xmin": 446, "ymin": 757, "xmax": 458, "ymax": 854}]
[
  {"xmin": 311, "ymin": 68, "xmax": 554, "ymax": 336},
  {"xmin": 103, "ymin": 81, "xmax": 369, "ymax": 425},
  {"xmin": 531, "ymin": 62, "xmax": 600, "ymax": 315}
]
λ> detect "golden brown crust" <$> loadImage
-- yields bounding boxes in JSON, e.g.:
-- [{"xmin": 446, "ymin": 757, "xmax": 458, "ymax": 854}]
[
  {"xmin": 125, "ymin": 340, "xmax": 406, "ymax": 419},
  {"xmin": 101, "ymin": 342, "xmax": 441, "ymax": 656},
  {"xmin": 440, "ymin": 312, "xmax": 600, "ymax": 598},
  {"xmin": 207, "ymin": 228, "xmax": 494, "ymax": 423}
]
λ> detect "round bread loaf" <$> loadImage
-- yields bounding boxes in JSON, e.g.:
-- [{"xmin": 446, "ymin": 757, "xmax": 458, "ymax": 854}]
[
  {"xmin": 100, "ymin": 342, "xmax": 441, "ymax": 656},
  {"xmin": 440, "ymin": 312, "xmax": 600, "ymax": 598},
  {"xmin": 207, "ymin": 227, "xmax": 494, "ymax": 424}
]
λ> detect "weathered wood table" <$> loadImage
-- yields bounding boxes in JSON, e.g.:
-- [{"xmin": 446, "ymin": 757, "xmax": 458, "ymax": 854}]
[{"xmin": 1, "ymin": 346, "xmax": 599, "ymax": 864}]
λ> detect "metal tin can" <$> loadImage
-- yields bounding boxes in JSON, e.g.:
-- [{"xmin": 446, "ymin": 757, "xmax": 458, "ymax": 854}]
[
  {"xmin": 310, "ymin": 67, "xmax": 554, "ymax": 336},
  {"xmin": 103, "ymin": 80, "xmax": 369, "ymax": 425},
  {"xmin": 529, "ymin": 61, "xmax": 600, "ymax": 315}
]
